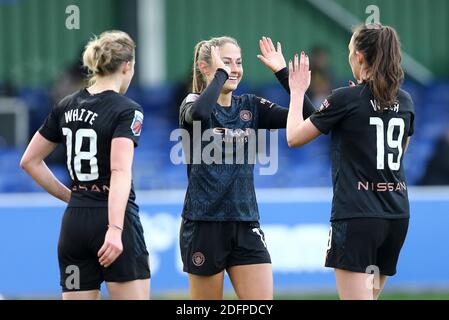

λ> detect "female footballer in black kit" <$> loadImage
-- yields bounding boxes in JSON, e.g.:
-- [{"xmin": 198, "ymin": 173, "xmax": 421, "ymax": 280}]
[
  {"xmin": 20, "ymin": 31, "xmax": 150, "ymax": 300},
  {"xmin": 286, "ymin": 24, "xmax": 414, "ymax": 300},
  {"xmin": 179, "ymin": 36, "xmax": 316, "ymax": 300}
]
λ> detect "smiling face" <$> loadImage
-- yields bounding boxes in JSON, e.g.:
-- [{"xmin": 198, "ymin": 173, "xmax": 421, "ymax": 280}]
[
  {"xmin": 192, "ymin": 37, "xmax": 243, "ymax": 95},
  {"xmin": 200, "ymin": 42, "xmax": 243, "ymax": 93},
  {"xmin": 218, "ymin": 42, "xmax": 243, "ymax": 93}
]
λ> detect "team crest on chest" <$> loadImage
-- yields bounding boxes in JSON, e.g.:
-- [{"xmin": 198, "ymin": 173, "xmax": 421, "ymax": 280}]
[
  {"xmin": 131, "ymin": 110, "xmax": 144, "ymax": 136},
  {"xmin": 240, "ymin": 110, "xmax": 253, "ymax": 122}
]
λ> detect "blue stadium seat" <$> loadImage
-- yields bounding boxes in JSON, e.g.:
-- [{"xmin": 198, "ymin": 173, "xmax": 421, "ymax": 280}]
[{"xmin": 2, "ymin": 80, "xmax": 448, "ymax": 191}]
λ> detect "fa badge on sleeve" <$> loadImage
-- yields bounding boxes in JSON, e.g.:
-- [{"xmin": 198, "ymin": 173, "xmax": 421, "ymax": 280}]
[{"xmin": 131, "ymin": 110, "xmax": 144, "ymax": 136}]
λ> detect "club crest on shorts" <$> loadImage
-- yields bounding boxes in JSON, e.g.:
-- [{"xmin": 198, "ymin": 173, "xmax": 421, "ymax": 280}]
[
  {"xmin": 131, "ymin": 110, "xmax": 144, "ymax": 136},
  {"xmin": 240, "ymin": 110, "xmax": 252, "ymax": 122},
  {"xmin": 192, "ymin": 252, "xmax": 205, "ymax": 267}
]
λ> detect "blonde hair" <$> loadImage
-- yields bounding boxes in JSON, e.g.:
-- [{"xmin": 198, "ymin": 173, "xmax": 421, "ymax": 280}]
[
  {"xmin": 83, "ymin": 30, "xmax": 136, "ymax": 84},
  {"xmin": 192, "ymin": 36, "xmax": 240, "ymax": 93}
]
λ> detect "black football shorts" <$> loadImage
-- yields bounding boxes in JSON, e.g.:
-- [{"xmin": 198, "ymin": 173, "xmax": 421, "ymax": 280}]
[
  {"xmin": 58, "ymin": 207, "xmax": 151, "ymax": 292},
  {"xmin": 180, "ymin": 219, "xmax": 271, "ymax": 276},
  {"xmin": 325, "ymin": 217, "xmax": 409, "ymax": 276}
]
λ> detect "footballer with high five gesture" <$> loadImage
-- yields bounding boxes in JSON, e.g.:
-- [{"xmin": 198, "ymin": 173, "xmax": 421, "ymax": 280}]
[
  {"xmin": 178, "ymin": 36, "xmax": 316, "ymax": 300},
  {"xmin": 287, "ymin": 24, "xmax": 414, "ymax": 300}
]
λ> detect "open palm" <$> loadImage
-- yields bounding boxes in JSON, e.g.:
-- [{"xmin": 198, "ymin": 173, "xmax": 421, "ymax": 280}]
[
  {"xmin": 257, "ymin": 36, "xmax": 286, "ymax": 73},
  {"xmin": 289, "ymin": 52, "xmax": 311, "ymax": 94}
]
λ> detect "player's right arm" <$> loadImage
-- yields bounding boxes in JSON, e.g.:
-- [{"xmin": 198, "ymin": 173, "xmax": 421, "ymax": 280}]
[
  {"xmin": 181, "ymin": 46, "xmax": 230, "ymax": 125},
  {"xmin": 20, "ymin": 132, "xmax": 71, "ymax": 203},
  {"xmin": 286, "ymin": 53, "xmax": 323, "ymax": 147}
]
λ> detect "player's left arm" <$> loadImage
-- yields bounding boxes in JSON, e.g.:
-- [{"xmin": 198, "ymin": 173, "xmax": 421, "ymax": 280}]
[
  {"xmin": 256, "ymin": 98, "xmax": 288, "ymax": 129},
  {"xmin": 20, "ymin": 132, "xmax": 71, "ymax": 203},
  {"xmin": 404, "ymin": 137, "xmax": 411, "ymax": 153},
  {"xmin": 98, "ymin": 137, "xmax": 134, "ymax": 268},
  {"xmin": 99, "ymin": 105, "xmax": 142, "ymax": 268},
  {"xmin": 404, "ymin": 110, "xmax": 414, "ymax": 154}
]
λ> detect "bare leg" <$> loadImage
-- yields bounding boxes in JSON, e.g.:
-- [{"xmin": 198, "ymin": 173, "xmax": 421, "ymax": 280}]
[
  {"xmin": 106, "ymin": 279, "xmax": 150, "ymax": 300},
  {"xmin": 335, "ymin": 268, "xmax": 374, "ymax": 300},
  {"xmin": 227, "ymin": 264, "xmax": 273, "ymax": 300},
  {"xmin": 188, "ymin": 271, "xmax": 225, "ymax": 300},
  {"xmin": 62, "ymin": 290, "xmax": 101, "ymax": 300},
  {"xmin": 374, "ymin": 275, "xmax": 388, "ymax": 300}
]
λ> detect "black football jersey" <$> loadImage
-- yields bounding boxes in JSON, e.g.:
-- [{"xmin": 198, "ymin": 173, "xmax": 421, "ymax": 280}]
[
  {"xmin": 39, "ymin": 89, "xmax": 144, "ymax": 213},
  {"xmin": 309, "ymin": 83, "xmax": 415, "ymax": 221},
  {"xmin": 179, "ymin": 93, "xmax": 286, "ymax": 221}
]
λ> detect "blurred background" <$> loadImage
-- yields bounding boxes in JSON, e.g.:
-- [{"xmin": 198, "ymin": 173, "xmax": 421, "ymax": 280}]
[{"xmin": 0, "ymin": 0, "xmax": 448, "ymax": 299}]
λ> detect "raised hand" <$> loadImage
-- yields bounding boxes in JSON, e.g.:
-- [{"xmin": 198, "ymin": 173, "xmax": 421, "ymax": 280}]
[
  {"xmin": 210, "ymin": 45, "xmax": 231, "ymax": 76},
  {"xmin": 289, "ymin": 52, "xmax": 311, "ymax": 94},
  {"xmin": 257, "ymin": 36, "xmax": 286, "ymax": 73}
]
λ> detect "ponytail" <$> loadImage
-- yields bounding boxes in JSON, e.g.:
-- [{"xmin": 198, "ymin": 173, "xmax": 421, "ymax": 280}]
[
  {"xmin": 192, "ymin": 41, "xmax": 208, "ymax": 93},
  {"xmin": 83, "ymin": 30, "xmax": 135, "ymax": 85},
  {"xmin": 353, "ymin": 24, "xmax": 404, "ymax": 109}
]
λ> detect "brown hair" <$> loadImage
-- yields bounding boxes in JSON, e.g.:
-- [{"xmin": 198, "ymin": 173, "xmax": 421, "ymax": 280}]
[
  {"xmin": 83, "ymin": 30, "xmax": 136, "ymax": 84},
  {"xmin": 353, "ymin": 23, "xmax": 404, "ymax": 109},
  {"xmin": 192, "ymin": 36, "xmax": 240, "ymax": 93}
]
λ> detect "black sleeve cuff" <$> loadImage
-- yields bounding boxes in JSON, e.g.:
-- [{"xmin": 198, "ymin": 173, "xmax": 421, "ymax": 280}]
[
  {"xmin": 309, "ymin": 116, "xmax": 330, "ymax": 135},
  {"xmin": 274, "ymin": 67, "xmax": 288, "ymax": 79},
  {"xmin": 215, "ymin": 68, "xmax": 229, "ymax": 82},
  {"xmin": 38, "ymin": 126, "xmax": 61, "ymax": 143},
  {"xmin": 274, "ymin": 67, "xmax": 290, "ymax": 93}
]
